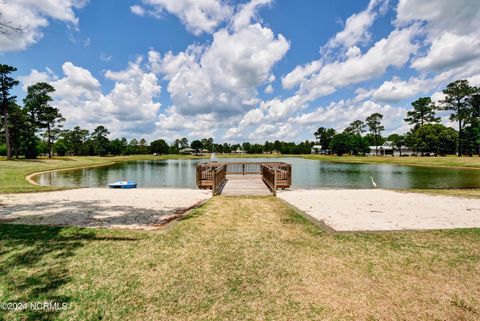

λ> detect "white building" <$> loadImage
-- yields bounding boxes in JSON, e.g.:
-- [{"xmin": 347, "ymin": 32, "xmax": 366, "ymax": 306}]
[
  {"xmin": 311, "ymin": 145, "xmax": 322, "ymax": 154},
  {"xmin": 231, "ymin": 148, "xmax": 245, "ymax": 154},
  {"xmin": 369, "ymin": 141, "xmax": 415, "ymax": 156}
]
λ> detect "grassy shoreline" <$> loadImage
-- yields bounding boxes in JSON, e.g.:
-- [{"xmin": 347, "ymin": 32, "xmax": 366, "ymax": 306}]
[
  {"xmin": 1, "ymin": 154, "xmax": 480, "ymax": 195},
  {"xmin": 1, "ymin": 196, "xmax": 479, "ymax": 320},
  {"xmin": 0, "ymin": 155, "xmax": 205, "ymax": 193},
  {"xmin": 304, "ymin": 154, "xmax": 480, "ymax": 169}
]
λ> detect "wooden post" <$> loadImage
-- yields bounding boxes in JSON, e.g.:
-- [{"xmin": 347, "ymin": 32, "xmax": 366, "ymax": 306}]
[
  {"xmin": 212, "ymin": 168, "xmax": 217, "ymax": 196},
  {"xmin": 273, "ymin": 166, "xmax": 277, "ymax": 197}
]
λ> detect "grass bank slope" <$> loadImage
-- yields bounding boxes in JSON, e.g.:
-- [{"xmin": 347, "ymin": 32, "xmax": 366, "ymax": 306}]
[{"xmin": 305, "ymin": 154, "xmax": 480, "ymax": 169}]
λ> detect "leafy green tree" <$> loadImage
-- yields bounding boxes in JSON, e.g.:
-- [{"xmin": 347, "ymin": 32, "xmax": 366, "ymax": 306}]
[
  {"xmin": 201, "ymin": 137, "xmax": 214, "ymax": 152},
  {"xmin": 109, "ymin": 138, "xmax": 127, "ymax": 155},
  {"xmin": 404, "ymin": 97, "xmax": 440, "ymax": 129},
  {"xmin": 150, "ymin": 139, "xmax": 169, "ymax": 154},
  {"xmin": 23, "ymin": 82, "xmax": 64, "ymax": 158},
  {"xmin": 314, "ymin": 127, "xmax": 336, "ymax": 152},
  {"xmin": 137, "ymin": 138, "xmax": 148, "ymax": 154},
  {"xmin": 344, "ymin": 120, "xmax": 366, "ymax": 136},
  {"xmin": 464, "ymin": 89, "xmax": 480, "ymax": 155},
  {"xmin": 124, "ymin": 138, "xmax": 138, "ymax": 155},
  {"xmin": 263, "ymin": 141, "xmax": 274, "ymax": 153},
  {"xmin": 410, "ymin": 124, "xmax": 458, "ymax": 156},
  {"xmin": 0, "ymin": 64, "xmax": 19, "ymax": 159},
  {"xmin": 241, "ymin": 142, "xmax": 251, "ymax": 153},
  {"xmin": 190, "ymin": 140, "xmax": 203, "ymax": 155},
  {"xmin": 90, "ymin": 126, "xmax": 110, "ymax": 156},
  {"xmin": 387, "ymin": 133, "xmax": 405, "ymax": 156},
  {"xmin": 348, "ymin": 134, "xmax": 369, "ymax": 155},
  {"xmin": 467, "ymin": 89, "xmax": 480, "ymax": 122},
  {"xmin": 62, "ymin": 126, "xmax": 90, "ymax": 156},
  {"xmin": 54, "ymin": 139, "xmax": 68, "ymax": 156},
  {"xmin": 39, "ymin": 106, "xmax": 64, "ymax": 158},
  {"xmin": 440, "ymin": 80, "xmax": 476, "ymax": 156},
  {"xmin": 366, "ymin": 113, "xmax": 385, "ymax": 156},
  {"xmin": 329, "ymin": 133, "xmax": 350, "ymax": 156},
  {"xmin": 222, "ymin": 142, "xmax": 232, "ymax": 153},
  {"xmin": 180, "ymin": 137, "xmax": 189, "ymax": 149},
  {"xmin": 8, "ymin": 102, "xmax": 29, "ymax": 158},
  {"xmin": 363, "ymin": 133, "xmax": 385, "ymax": 148}
]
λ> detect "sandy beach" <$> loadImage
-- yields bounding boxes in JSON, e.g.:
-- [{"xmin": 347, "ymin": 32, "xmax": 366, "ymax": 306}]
[
  {"xmin": 0, "ymin": 188, "xmax": 211, "ymax": 230},
  {"xmin": 2, "ymin": 187, "xmax": 480, "ymax": 231},
  {"xmin": 279, "ymin": 189, "xmax": 480, "ymax": 231}
]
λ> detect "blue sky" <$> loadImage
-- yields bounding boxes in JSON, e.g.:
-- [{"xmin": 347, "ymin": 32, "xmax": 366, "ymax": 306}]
[{"xmin": 1, "ymin": 0, "xmax": 480, "ymax": 142}]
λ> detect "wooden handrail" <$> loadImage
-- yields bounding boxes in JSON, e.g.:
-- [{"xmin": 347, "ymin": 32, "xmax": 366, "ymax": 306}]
[
  {"xmin": 211, "ymin": 164, "xmax": 227, "ymax": 196},
  {"xmin": 196, "ymin": 161, "xmax": 291, "ymax": 195},
  {"xmin": 261, "ymin": 164, "xmax": 277, "ymax": 196}
]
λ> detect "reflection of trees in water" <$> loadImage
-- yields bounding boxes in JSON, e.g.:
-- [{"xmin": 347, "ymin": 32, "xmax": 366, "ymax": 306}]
[
  {"xmin": 408, "ymin": 167, "xmax": 478, "ymax": 189},
  {"xmin": 39, "ymin": 159, "xmax": 480, "ymax": 189}
]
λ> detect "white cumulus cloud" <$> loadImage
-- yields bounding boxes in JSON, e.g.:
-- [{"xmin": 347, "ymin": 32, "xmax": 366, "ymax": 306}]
[
  {"xmin": 0, "ymin": 0, "xmax": 87, "ymax": 51},
  {"xmin": 137, "ymin": 0, "xmax": 232, "ymax": 35},
  {"xmin": 20, "ymin": 58, "xmax": 162, "ymax": 138}
]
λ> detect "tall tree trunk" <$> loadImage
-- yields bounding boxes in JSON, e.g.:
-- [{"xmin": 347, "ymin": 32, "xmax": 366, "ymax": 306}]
[
  {"xmin": 2, "ymin": 102, "xmax": 11, "ymax": 160},
  {"xmin": 458, "ymin": 120, "xmax": 462, "ymax": 157},
  {"xmin": 47, "ymin": 124, "xmax": 52, "ymax": 158}
]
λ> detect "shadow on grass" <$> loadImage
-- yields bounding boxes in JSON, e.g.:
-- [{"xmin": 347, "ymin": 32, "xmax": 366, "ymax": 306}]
[{"xmin": 0, "ymin": 224, "xmax": 137, "ymax": 321}]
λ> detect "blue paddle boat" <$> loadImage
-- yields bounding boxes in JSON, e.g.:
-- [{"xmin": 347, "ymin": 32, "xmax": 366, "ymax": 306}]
[{"xmin": 108, "ymin": 180, "xmax": 137, "ymax": 189}]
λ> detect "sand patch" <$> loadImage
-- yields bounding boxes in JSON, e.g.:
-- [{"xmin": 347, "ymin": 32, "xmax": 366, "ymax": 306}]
[
  {"xmin": 0, "ymin": 188, "xmax": 211, "ymax": 230},
  {"xmin": 278, "ymin": 189, "xmax": 480, "ymax": 231}
]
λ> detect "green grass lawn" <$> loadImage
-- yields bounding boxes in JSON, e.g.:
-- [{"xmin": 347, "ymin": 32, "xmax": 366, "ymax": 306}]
[
  {"xmin": 304, "ymin": 154, "xmax": 480, "ymax": 169},
  {"xmin": 1, "ymin": 197, "xmax": 479, "ymax": 321}
]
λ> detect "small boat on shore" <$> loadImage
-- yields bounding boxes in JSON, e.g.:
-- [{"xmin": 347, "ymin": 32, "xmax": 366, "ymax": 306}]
[{"xmin": 108, "ymin": 180, "xmax": 137, "ymax": 189}]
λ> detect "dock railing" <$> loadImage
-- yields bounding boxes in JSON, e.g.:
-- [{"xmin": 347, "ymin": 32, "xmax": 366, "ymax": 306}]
[
  {"xmin": 261, "ymin": 164, "xmax": 277, "ymax": 196},
  {"xmin": 260, "ymin": 163, "xmax": 291, "ymax": 196},
  {"xmin": 211, "ymin": 164, "xmax": 227, "ymax": 196},
  {"xmin": 197, "ymin": 161, "xmax": 291, "ymax": 196}
]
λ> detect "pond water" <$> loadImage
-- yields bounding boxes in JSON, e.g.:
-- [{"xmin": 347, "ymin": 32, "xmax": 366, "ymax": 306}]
[{"xmin": 33, "ymin": 157, "xmax": 480, "ymax": 189}]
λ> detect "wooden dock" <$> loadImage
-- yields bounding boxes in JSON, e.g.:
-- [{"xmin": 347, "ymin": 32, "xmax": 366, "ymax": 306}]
[
  {"xmin": 196, "ymin": 161, "xmax": 292, "ymax": 196},
  {"xmin": 221, "ymin": 174, "xmax": 272, "ymax": 196}
]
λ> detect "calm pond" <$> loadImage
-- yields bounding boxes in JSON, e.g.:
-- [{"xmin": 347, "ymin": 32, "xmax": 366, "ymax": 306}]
[{"xmin": 33, "ymin": 157, "xmax": 480, "ymax": 189}]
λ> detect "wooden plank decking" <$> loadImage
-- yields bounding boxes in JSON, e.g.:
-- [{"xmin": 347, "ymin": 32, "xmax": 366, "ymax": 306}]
[
  {"xmin": 221, "ymin": 174, "xmax": 272, "ymax": 196},
  {"xmin": 196, "ymin": 161, "xmax": 291, "ymax": 196}
]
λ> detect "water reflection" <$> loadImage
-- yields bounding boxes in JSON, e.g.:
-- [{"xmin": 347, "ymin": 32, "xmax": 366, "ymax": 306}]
[{"xmin": 34, "ymin": 158, "xmax": 480, "ymax": 189}]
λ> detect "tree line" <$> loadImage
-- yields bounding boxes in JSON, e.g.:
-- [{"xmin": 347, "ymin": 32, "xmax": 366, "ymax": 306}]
[
  {"xmin": 314, "ymin": 79, "xmax": 480, "ymax": 156},
  {"xmin": 1, "ymin": 63, "xmax": 479, "ymax": 158}
]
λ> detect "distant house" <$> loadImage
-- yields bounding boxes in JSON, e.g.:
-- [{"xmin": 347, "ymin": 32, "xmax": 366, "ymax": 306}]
[
  {"xmin": 179, "ymin": 148, "xmax": 197, "ymax": 155},
  {"xmin": 369, "ymin": 141, "xmax": 415, "ymax": 156},
  {"xmin": 311, "ymin": 145, "xmax": 322, "ymax": 154},
  {"xmin": 231, "ymin": 148, "xmax": 246, "ymax": 154},
  {"xmin": 311, "ymin": 144, "xmax": 330, "ymax": 154}
]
